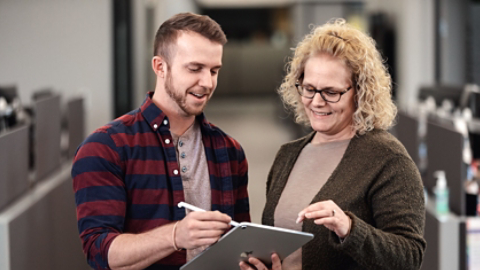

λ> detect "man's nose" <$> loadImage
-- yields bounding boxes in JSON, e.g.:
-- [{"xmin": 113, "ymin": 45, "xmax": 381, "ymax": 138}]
[{"xmin": 199, "ymin": 71, "xmax": 214, "ymax": 89}]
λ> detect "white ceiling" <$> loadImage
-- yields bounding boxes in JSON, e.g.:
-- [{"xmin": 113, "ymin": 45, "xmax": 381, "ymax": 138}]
[{"xmin": 195, "ymin": 0, "xmax": 294, "ymax": 8}]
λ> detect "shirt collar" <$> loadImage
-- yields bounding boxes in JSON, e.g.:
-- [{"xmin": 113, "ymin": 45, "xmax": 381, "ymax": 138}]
[{"xmin": 140, "ymin": 92, "xmax": 215, "ymax": 132}]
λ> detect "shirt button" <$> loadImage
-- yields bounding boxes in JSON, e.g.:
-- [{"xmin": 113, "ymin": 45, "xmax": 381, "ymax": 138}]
[
  {"xmin": 153, "ymin": 124, "xmax": 158, "ymax": 129},
  {"xmin": 165, "ymin": 139, "xmax": 170, "ymax": 144},
  {"xmin": 173, "ymin": 169, "xmax": 179, "ymax": 175},
  {"xmin": 180, "ymin": 152, "xmax": 186, "ymax": 159},
  {"xmin": 179, "ymin": 140, "xmax": 184, "ymax": 147},
  {"xmin": 163, "ymin": 119, "xmax": 168, "ymax": 125},
  {"xmin": 181, "ymin": 166, "xmax": 187, "ymax": 173}
]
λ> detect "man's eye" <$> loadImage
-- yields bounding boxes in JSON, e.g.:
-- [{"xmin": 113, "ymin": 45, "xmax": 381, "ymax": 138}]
[
  {"xmin": 189, "ymin": 68, "xmax": 201, "ymax": 72},
  {"xmin": 304, "ymin": 87, "xmax": 315, "ymax": 92},
  {"xmin": 211, "ymin": 70, "xmax": 218, "ymax": 75}
]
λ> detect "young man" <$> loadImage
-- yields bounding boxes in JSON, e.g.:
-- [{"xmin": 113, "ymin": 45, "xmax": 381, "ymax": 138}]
[{"xmin": 72, "ymin": 13, "xmax": 250, "ymax": 270}]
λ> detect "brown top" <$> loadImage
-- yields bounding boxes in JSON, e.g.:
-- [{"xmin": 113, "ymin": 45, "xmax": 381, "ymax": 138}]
[
  {"xmin": 274, "ymin": 139, "xmax": 350, "ymax": 269},
  {"xmin": 263, "ymin": 130, "xmax": 426, "ymax": 270}
]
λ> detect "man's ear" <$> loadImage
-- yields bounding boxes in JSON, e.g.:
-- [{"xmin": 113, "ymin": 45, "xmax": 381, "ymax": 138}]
[{"xmin": 152, "ymin": 56, "xmax": 166, "ymax": 78}]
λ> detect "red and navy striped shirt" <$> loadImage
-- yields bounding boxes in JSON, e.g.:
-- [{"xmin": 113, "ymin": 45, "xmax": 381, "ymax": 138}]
[{"xmin": 72, "ymin": 93, "xmax": 250, "ymax": 270}]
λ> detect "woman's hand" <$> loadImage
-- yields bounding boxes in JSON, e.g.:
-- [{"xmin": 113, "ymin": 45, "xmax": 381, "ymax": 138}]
[
  {"xmin": 296, "ymin": 200, "xmax": 352, "ymax": 239},
  {"xmin": 239, "ymin": 253, "xmax": 282, "ymax": 270}
]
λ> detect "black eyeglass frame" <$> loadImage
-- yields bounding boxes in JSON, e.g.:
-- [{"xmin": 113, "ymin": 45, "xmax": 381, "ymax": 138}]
[{"xmin": 295, "ymin": 82, "xmax": 352, "ymax": 103}]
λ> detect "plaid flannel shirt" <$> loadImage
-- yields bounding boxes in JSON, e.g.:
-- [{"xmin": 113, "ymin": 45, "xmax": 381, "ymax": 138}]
[{"xmin": 72, "ymin": 93, "xmax": 250, "ymax": 269}]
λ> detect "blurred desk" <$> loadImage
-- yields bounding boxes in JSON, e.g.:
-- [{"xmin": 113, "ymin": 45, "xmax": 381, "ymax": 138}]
[
  {"xmin": 0, "ymin": 125, "xmax": 29, "ymax": 211},
  {"xmin": 0, "ymin": 161, "xmax": 88, "ymax": 270},
  {"xmin": 422, "ymin": 195, "xmax": 480, "ymax": 270},
  {"xmin": 422, "ymin": 195, "xmax": 463, "ymax": 270}
]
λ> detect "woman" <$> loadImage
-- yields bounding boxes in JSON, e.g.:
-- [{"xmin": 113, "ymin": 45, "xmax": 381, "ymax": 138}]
[{"xmin": 240, "ymin": 19, "xmax": 426, "ymax": 270}]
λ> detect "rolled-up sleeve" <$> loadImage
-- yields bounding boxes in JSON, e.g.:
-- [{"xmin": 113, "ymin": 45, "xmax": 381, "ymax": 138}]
[{"xmin": 72, "ymin": 130, "xmax": 126, "ymax": 270}]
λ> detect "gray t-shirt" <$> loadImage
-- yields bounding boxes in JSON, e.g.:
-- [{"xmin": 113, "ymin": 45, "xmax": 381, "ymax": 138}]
[{"xmin": 172, "ymin": 121, "xmax": 211, "ymax": 261}]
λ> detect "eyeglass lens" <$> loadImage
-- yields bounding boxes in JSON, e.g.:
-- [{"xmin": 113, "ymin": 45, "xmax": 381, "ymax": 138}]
[{"xmin": 298, "ymin": 86, "xmax": 342, "ymax": 102}]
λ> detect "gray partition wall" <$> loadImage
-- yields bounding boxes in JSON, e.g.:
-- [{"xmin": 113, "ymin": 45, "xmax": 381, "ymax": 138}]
[
  {"xmin": 0, "ymin": 163, "xmax": 88, "ymax": 270},
  {"xmin": 395, "ymin": 111, "xmax": 420, "ymax": 166},
  {"xmin": 33, "ymin": 94, "xmax": 62, "ymax": 181},
  {"xmin": 0, "ymin": 93, "xmax": 89, "ymax": 270},
  {"xmin": 421, "ymin": 196, "xmax": 463, "ymax": 270},
  {"xmin": 0, "ymin": 125, "xmax": 30, "ymax": 211},
  {"xmin": 67, "ymin": 97, "xmax": 85, "ymax": 159},
  {"xmin": 426, "ymin": 120, "xmax": 466, "ymax": 216}
]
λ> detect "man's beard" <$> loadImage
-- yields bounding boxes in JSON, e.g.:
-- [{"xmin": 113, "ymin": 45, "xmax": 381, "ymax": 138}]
[{"xmin": 164, "ymin": 72, "xmax": 209, "ymax": 116}]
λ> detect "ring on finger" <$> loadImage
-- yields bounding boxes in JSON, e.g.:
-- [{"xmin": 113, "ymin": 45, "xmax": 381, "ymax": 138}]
[{"xmin": 332, "ymin": 209, "xmax": 336, "ymax": 217}]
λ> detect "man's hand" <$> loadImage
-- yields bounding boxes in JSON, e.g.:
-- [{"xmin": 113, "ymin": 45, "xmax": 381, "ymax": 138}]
[{"xmin": 174, "ymin": 211, "xmax": 232, "ymax": 250}]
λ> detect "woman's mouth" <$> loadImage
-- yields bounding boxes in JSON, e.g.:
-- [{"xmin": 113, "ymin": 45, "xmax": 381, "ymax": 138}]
[{"xmin": 312, "ymin": 110, "xmax": 332, "ymax": 116}]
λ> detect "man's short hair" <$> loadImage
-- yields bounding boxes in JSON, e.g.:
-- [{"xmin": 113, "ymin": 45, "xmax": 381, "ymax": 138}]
[{"xmin": 153, "ymin": 12, "xmax": 227, "ymax": 64}]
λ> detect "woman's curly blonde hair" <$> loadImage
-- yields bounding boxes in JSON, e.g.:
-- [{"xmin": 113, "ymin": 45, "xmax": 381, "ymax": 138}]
[{"xmin": 279, "ymin": 18, "xmax": 397, "ymax": 135}]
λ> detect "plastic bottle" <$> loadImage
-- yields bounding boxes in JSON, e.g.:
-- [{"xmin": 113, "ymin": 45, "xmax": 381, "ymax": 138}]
[{"xmin": 434, "ymin": 170, "xmax": 449, "ymax": 215}]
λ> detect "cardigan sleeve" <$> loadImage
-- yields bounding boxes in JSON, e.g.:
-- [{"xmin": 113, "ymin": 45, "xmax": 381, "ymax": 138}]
[{"xmin": 329, "ymin": 155, "xmax": 426, "ymax": 270}]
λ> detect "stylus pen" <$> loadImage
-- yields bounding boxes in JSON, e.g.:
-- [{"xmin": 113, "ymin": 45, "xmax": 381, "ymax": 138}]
[{"xmin": 178, "ymin": 202, "xmax": 240, "ymax": 227}]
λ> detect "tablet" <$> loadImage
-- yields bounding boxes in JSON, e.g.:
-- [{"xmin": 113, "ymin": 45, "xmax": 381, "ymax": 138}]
[{"xmin": 180, "ymin": 222, "xmax": 314, "ymax": 270}]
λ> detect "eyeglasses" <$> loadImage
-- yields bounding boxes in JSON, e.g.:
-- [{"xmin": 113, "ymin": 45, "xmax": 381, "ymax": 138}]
[{"xmin": 295, "ymin": 82, "xmax": 352, "ymax": 103}]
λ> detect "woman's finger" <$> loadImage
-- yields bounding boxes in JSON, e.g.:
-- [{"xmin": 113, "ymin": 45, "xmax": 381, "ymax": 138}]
[
  {"xmin": 239, "ymin": 261, "xmax": 253, "ymax": 270},
  {"xmin": 271, "ymin": 253, "xmax": 282, "ymax": 270},
  {"xmin": 304, "ymin": 209, "xmax": 334, "ymax": 220},
  {"xmin": 248, "ymin": 257, "xmax": 269, "ymax": 270}
]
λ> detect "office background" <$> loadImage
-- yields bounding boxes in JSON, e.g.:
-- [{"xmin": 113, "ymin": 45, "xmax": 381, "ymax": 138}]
[{"xmin": 1, "ymin": 0, "xmax": 480, "ymax": 269}]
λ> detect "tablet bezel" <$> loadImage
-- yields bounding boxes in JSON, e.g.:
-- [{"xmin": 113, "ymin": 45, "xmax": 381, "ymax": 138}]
[{"xmin": 180, "ymin": 222, "xmax": 314, "ymax": 270}]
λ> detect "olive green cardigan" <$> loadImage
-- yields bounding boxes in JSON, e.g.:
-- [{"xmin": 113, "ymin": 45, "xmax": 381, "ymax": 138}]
[{"xmin": 262, "ymin": 130, "xmax": 426, "ymax": 270}]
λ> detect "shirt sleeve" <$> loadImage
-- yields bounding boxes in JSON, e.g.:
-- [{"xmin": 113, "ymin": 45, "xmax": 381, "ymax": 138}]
[
  {"xmin": 71, "ymin": 129, "xmax": 126, "ymax": 270},
  {"xmin": 234, "ymin": 145, "xmax": 250, "ymax": 223}
]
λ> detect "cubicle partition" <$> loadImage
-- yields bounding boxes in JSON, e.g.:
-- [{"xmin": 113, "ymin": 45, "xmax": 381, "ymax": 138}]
[
  {"xmin": 67, "ymin": 97, "xmax": 85, "ymax": 159},
  {"xmin": 422, "ymin": 196, "xmax": 465, "ymax": 270},
  {"xmin": 425, "ymin": 120, "xmax": 466, "ymax": 216},
  {"xmin": 395, "ymin": 111, "xmax": 420, "ymax": 166},
  {"xmin": 0, "ymin": 163, "xmax": 88, "ymax": 270},
  {"xmin": 419, "ymin": 118, "xmax": 480, "ymax": 270},
  {"xmin": 0, "ymin": 125, "xmax": 29, "ymax": 211},
  {"xmin": 394, "ymin": 112, "xmax": 477, "ymax": 269},
  {"xmin": 422, "ymin": 201, "xmax": 480, "ymax": 270},
  {"xmin": 0, "ymin": 93, "xmax": 88, "ymax": 270},
  {"xmin": 33, "ymin": 94, "xmax": 62, "ymax": 182}
]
